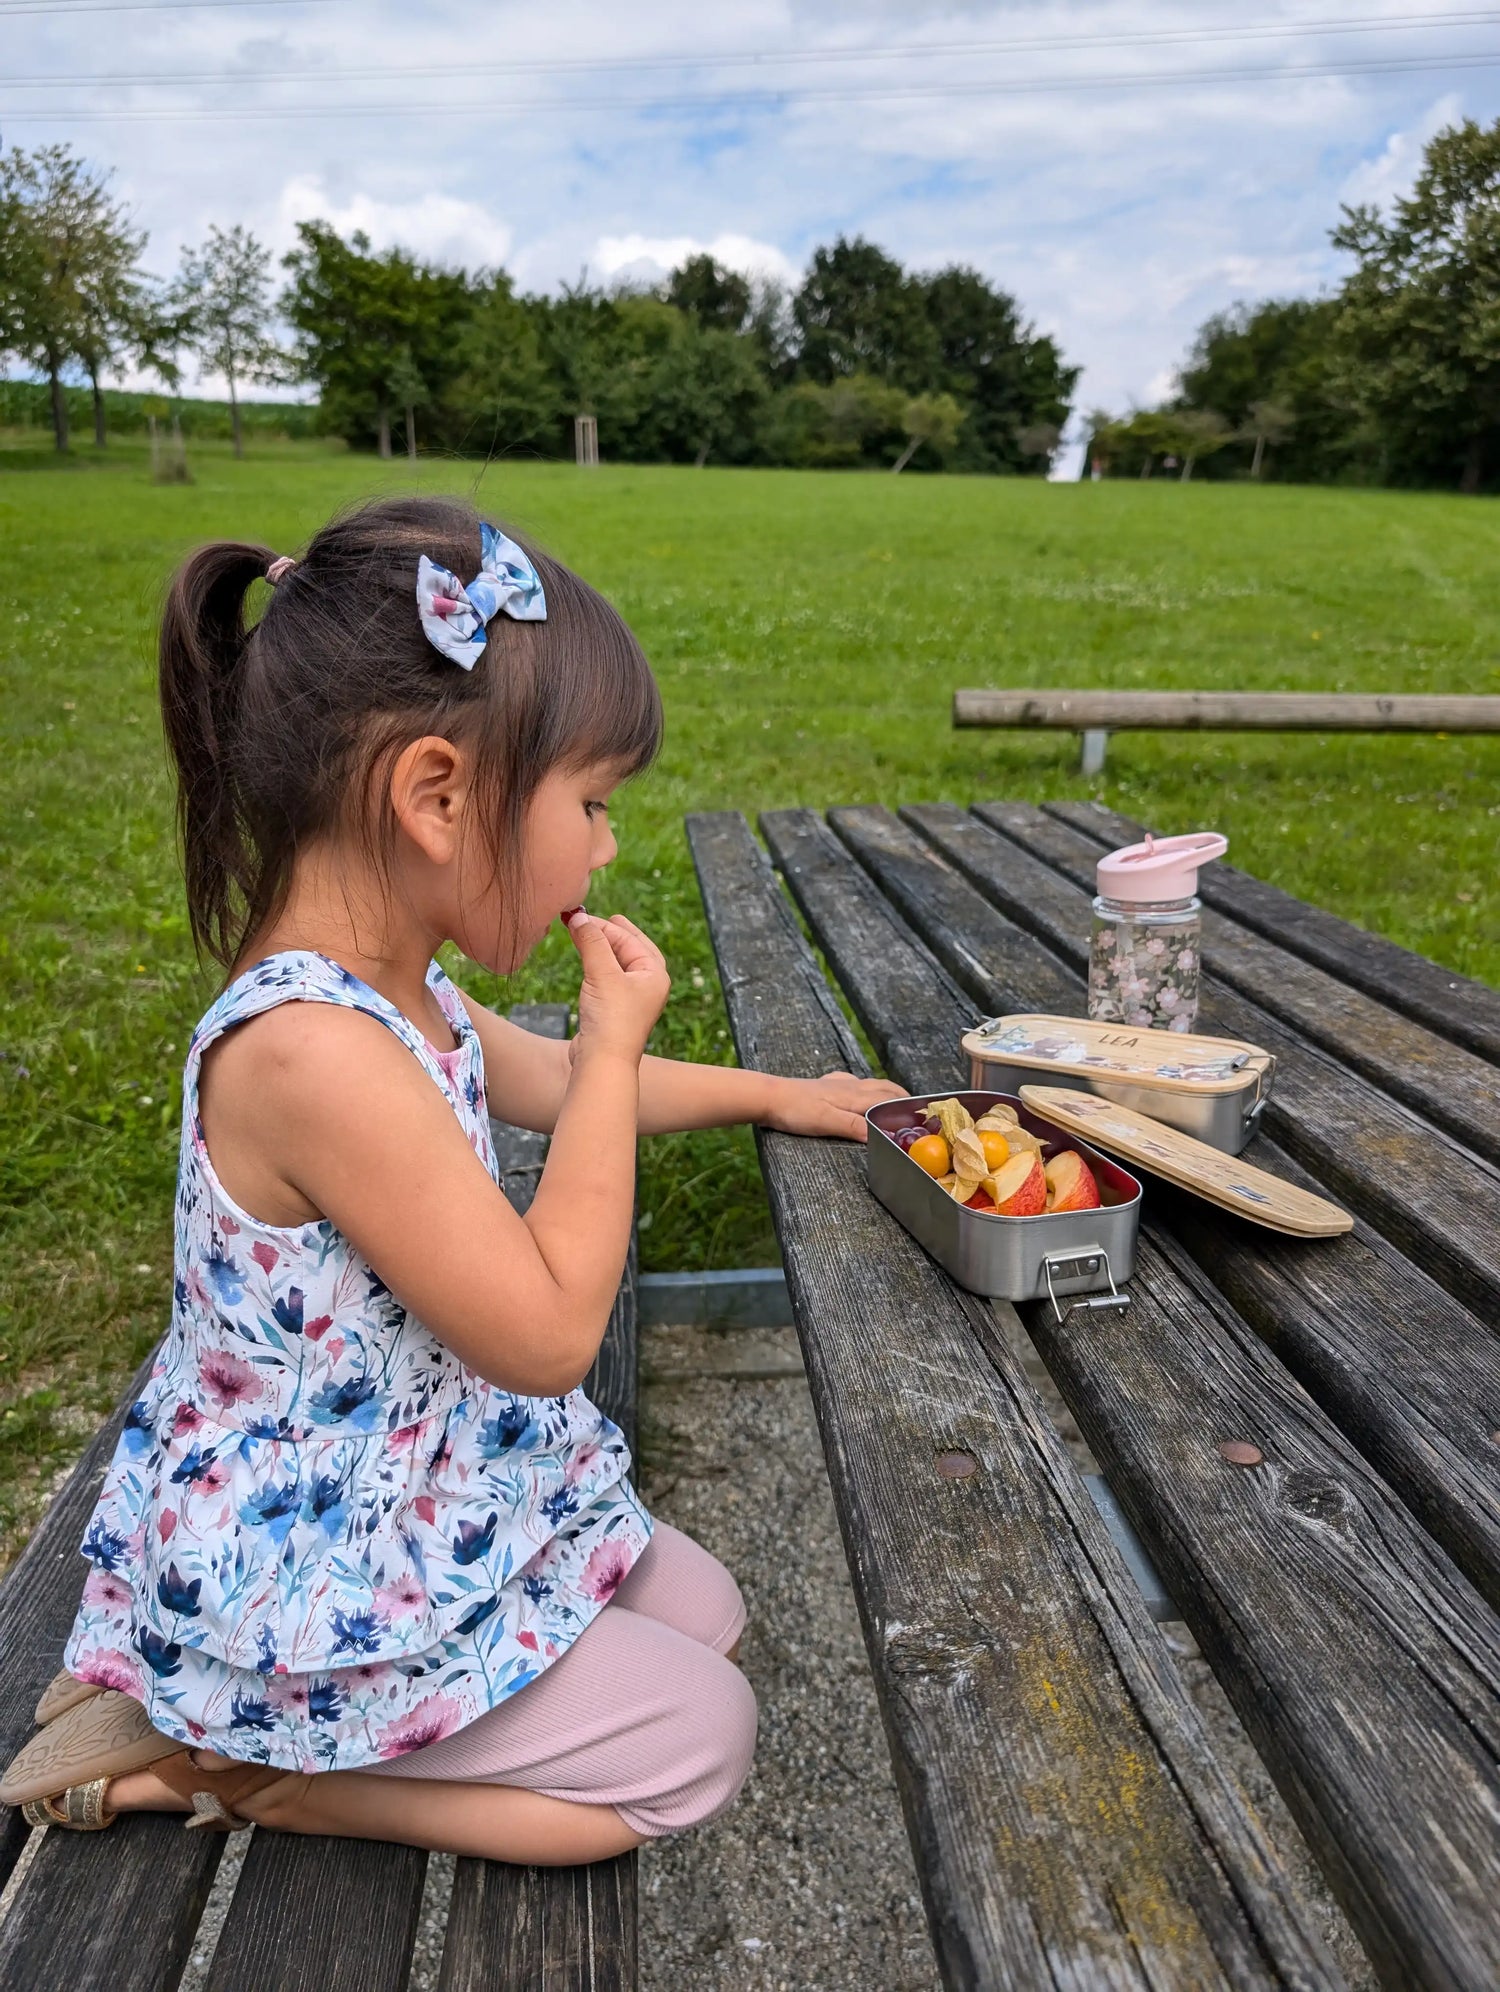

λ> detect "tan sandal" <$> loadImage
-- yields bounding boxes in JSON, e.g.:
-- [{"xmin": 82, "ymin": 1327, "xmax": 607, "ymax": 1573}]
[
  {"xmin": 34, "ymin": 1669, "xmax": 103, "ymax": 1726},
  {"xmin": 149, "ymin": 1752, "xmax": 306, "ymax": 1832},
  {"xmin": 0, "ymin": 1690, "xmax": 180, "ymax": 1830}
]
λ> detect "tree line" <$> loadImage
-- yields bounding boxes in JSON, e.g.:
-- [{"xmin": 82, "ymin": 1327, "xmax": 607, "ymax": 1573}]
[
  {"xmin": 1087, "ymin": 118, "xmax": 1500, "ymax": 494},
  {"xmin": 0, "ymin": 142, "xmax": 1075, "ymax": 474}
]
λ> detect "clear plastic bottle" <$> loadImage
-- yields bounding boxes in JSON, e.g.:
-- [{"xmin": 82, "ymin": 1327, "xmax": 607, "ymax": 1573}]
[{"xmin": 1086, "ymin": 833, "xmax": 1227, "ymax": 1034}]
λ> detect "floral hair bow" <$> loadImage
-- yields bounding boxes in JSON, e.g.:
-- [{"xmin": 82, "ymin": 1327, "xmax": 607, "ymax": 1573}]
[{"xmin": 415, "ymin": 522, "xmax": 547, "ymax": 668}]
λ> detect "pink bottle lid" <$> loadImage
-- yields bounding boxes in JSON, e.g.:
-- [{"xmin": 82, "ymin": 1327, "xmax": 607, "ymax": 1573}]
[{"xmin": 1096, "ymin": 831, "xmax": 1227, "ymax": 903}]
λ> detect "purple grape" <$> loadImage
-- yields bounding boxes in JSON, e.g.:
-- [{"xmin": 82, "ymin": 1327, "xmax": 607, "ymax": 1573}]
[
  {"xmin": 925, "ymin": 1115, "xmax": 943, "ymax": 1135},
  {"xmin": 894, "ymin": 1125, "xmax": 923, "ymax": 1152}
]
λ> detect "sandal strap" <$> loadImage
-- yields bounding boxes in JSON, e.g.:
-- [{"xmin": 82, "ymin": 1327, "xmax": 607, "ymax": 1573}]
[
  {"xmin": 21, "ymin": 1776, "xmax": 115, "ymax": 1831},
  {"xmin": 153, "ymin": 1753, "xmax": 289, "ymax": 1833}
]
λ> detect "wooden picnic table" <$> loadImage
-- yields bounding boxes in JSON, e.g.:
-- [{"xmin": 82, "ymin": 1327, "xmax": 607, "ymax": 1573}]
[{"xmin": 688, "ymin": 799, "xmax": 1500, "ymax": 1992}]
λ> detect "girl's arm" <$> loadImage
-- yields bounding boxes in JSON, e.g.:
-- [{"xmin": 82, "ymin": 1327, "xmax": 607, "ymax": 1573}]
[
  {"xmin": 461, "ymin": 989, "xmax": 899, "ymax": 1143},
  {"xmin": 203, "ymin": 914, "xmax": 666, "ymax": 1401}
]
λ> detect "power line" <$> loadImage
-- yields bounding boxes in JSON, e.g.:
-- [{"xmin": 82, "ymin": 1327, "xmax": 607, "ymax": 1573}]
[
  {"xmin": 5, "ymin": 10, "xmax": 1500, "ymax": 88},
  {"xmin": 2, "ymin": 47, "xmax": 1497, "ymax": 122},
  {"xmin": 0, "ymin": 0, "xmax": 337, "ymax": 15}
]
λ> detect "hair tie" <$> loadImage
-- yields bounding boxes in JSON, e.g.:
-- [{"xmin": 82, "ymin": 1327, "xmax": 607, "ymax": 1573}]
[
  {"xmin": 415, "ymin": 523, "xmax": 546, "ymax": 669},
  {"xmin": 265, "ymin": 556, "xmax": 296, "ymax": 586}
]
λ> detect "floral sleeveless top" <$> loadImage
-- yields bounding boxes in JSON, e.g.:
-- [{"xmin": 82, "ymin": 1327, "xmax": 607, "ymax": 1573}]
[{"xmin": 64, "ymin": 952, "xmax": 652, "ymax": 1773}]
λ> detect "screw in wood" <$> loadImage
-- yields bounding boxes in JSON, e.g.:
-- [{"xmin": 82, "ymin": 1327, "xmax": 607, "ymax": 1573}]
[
  {"xmin": 1218, "ymin": 1440, "xmax": 1264, "ymax": 1468},
  {"xmin": 936, "ymin": 1449, "xmax": 979, "ymax": 1480}
]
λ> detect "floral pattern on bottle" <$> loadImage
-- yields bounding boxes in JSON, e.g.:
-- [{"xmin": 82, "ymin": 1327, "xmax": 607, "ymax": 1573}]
[
  {"xmin": 63, "ymin": 951, "xmax": 652, "ymax": 1774},
  {"xmin": 1088, "ymin": 913, "xmax": 1201, "ymax": 1033}
]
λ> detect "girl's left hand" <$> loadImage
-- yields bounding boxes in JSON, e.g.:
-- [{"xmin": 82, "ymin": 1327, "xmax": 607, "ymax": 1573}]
[{"xmin": 762, "ymin": 1071, "xmax": 906, "ymax": 1142}]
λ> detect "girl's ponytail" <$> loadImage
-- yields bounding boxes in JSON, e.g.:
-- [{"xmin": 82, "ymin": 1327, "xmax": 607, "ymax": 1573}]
[{"xmin": 158, "ymin": 540, "xmax": 274, "ymax": 965}]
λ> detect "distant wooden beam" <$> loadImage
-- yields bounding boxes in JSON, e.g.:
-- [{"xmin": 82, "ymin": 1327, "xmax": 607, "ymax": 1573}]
[{"xmin": 953, "ymin": 689, "xmax": 1500, "ymax": 733}]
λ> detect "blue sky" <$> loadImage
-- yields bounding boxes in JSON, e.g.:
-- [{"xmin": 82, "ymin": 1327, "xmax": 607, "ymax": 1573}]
[{"xmin": 5, "ymin": 1, "xmax": 1498, "ymax": 466}]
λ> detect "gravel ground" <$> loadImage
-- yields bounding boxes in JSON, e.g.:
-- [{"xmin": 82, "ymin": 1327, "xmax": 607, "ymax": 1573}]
[{"xmin": 635, "ymin": 1323, "xmax": 939, "ymax": 1991}]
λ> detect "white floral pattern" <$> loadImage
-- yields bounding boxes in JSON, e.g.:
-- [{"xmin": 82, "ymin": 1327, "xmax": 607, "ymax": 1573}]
[
  {"xmin": 64, "ymin": 952, "xmax": 651, "ymax": 1772},
  {"xmin": 1088, "ymin": 910, "xmax": 1202, "ymax": 1032}
]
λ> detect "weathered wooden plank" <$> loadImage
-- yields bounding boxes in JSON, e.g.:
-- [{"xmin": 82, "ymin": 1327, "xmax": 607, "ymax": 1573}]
[
  {"xmin": 690, "ymin": 807, "xmax": 1340, "ymax": 1992},
  {"xmin": 1007, "ymin": 804, "xmax": 1500, "ymax": 1167},
  {"xmin": 829, "ymin": 805, "xmax": 1500, "ymax": 1614},
  {"xmin": 1046, "ymin": 798, "xmax": 1500, "ymax": 1067},
  {"xmin": 773, "ymin": 803, "xmax": 1500, "ymax": 1990},
  {"xmin": 436, "ymin": 1001, "xmax": 638, "ymax": 1990},
  {"xmin": 905, "ymin": 801, "xmax": 1500, "ymax": 1325},
  {"xmin": 205, "ymin": 1834, "xmax": 427, "ymax": 1992},
  {"xmin": 0, "ymin": 1357, "xmax": 154, "ymax": 1887},
  {"xmin": 0, "ymin": 1812, "xmax": 224, "ymax": 1992},
  {"xmin": 0, "ymin": 1353, "xmax": 225, "ymax": 1992},
  {"xmin": 953, "ymin": 688, "xmax": 1500, "ymax": 732},
  {"xmin": 438, "ymin": 1852, "xmax": 638, "ymax": 1992}
]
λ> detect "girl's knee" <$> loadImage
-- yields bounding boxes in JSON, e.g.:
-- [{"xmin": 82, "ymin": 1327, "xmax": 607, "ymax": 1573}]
[{"xmin": 622, "ymin": 1649, "xmax": 758, "ymax": 1838}]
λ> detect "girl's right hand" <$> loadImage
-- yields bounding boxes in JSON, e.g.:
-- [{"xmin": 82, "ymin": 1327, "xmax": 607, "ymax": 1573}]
[{"xmin": 565, "ymin": 910, "xmax": 671, "ymax": 1063}]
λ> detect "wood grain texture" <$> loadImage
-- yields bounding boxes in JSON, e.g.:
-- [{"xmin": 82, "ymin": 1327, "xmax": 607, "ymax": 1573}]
[
  {"xmin": 691, "ymin": 807, "xmax": 1339, "ymax": 1992},
  {"xmin": 953, "ymin": 688, "xmax": 1500, "ymax": 731},
  {"xmin": 910, "ymin": 801, "xmax": 1500, "ymax": 1324},
  {"xmin": 1018, "ymin": 803, "xmax": 1500, "ymax": 1167},
  {"xmin": 779, "ymin": 804, "xmax": 1500, "ymax": 1989},
  {"xmin": 438, "ymin": 1852, "xmax": 638, "ymax": 1992},
  {"xmin": 0, "ymin": 1356, "xmax": 154, "ymax": 1887},
  {"xmin": 830, "ymin": 805, "xmax": 1500, "ymax": 1618},
  {"xmin": 0, "ymin": 1811, "xmax": 224, "ymax": 1992},
  {"xmin": 0, "ymin": 1352, "xmax": 222, "ymax": 1992},
  {"xmin": 437, "ymin": 999, "xmax": 639, "ymax": 1990},
  {"xmin": 1045, "ymin": 799, "xmax": 1500, "ymax": 1067},
  {"xmin": 1024, "ymin": 1237, "xmax": 1500, "ymax": 1992},
  {"xmin": 204, "ymin": 1832, "xmax": 428, "ymax": 1992}
]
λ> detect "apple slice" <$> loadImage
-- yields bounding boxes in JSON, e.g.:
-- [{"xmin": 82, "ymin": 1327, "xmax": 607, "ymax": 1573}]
[
  {"xmin": 1044, "ymin": 1150, "xmax": 1102, "ymax": 1213},
  {"xmin": 989, "ymin": 1151, "xmax": 1046, "ymax": 1216}
]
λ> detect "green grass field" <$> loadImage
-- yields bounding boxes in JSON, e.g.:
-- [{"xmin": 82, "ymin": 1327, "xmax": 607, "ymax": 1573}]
[{"xmin": 3, "ymin": 434, "xmax": 1497, "ymax": 1556}]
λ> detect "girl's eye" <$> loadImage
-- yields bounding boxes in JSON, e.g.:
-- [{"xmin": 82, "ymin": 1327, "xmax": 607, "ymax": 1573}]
[{"xmin": 584, "ymin": 801, "xmax": 608, "ymax": 820}]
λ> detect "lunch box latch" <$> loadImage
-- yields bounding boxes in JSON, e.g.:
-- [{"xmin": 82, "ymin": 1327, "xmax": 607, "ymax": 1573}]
[{"xmin": 1044, "ymin": 1249, "xmax": 1130, "ymax": 1327}]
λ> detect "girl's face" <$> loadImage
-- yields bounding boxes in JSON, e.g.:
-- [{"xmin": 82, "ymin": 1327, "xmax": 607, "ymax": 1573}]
[{"xmin": 455, "ymin": 759, "xmax": 622, "ymax": 975}]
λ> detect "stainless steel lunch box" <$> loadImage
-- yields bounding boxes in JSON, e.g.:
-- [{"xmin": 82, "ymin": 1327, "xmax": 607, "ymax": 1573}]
[
  {"xmin": 866, "ymin": 1091, "xmax": 1141, "ymax": 1317},
  {"xmin": 963, "ymin": 1019, "xmax": 1274, "ymax": 1156}
]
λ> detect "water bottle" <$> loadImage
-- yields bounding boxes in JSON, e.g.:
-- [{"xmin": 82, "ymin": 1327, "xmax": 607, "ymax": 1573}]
[{"xmin": 1088, "ymin": 832, "xmax": 1227, "ymax": 1033}]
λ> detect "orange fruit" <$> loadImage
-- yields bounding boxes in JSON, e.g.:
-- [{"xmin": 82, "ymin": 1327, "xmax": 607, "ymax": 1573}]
[
  {"xmin": 908, "ymin": 1134, "xmax": 951, "ymax": 1179},
  {"xmin": 977, "ymin": 1128, "xmax": 1011, "ymax": 1171}
]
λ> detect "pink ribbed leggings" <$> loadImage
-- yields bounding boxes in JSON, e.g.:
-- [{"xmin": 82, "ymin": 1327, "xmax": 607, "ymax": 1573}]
[{"xmin": 361, "ymin": 1523, "xmax": 756, "ymax": 1839}]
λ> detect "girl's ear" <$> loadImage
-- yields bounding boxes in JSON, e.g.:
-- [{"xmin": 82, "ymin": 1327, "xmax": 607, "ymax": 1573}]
[{"xmin": 389, "ymin": 735, "xmax": 474, "ymax": 865}]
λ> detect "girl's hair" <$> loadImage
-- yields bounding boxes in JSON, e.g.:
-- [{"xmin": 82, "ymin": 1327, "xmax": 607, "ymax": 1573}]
[{"xmin": 159, "ymin": 495, "xmax": 661, "ymax": 968}]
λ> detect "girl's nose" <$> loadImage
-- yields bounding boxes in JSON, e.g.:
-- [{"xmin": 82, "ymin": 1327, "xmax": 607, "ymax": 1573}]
[{"xmin": 593, "ymin": 825, "xmax": 619, "ymax": 871}]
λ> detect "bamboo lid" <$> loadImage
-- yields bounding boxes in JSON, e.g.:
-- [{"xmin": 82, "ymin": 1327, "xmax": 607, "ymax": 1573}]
[
  {"xmin": 1019, "ymin": 1086, "xmax": 1352, "ymax": 1237},
  {"xmin": 965, "ymin": 1014, "xmax": 1273, "ymax": 1097}
]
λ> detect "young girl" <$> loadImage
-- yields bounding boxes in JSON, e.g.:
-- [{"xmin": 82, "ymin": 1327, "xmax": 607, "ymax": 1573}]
[{"xmin": 1, "ymin": 495, "xmax": 892, "ymax": 1860}]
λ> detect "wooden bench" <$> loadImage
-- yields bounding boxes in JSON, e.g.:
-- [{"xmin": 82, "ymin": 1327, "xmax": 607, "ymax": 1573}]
[
  {"xmin": 689, "ymin": 804, "xmax": 1500, "ymax": 1988},
  {"xmin": 953, "ymin": 688, "xmax": 1500, "ymax": 772},
  {"xmin": 0, "ymin": 1004, "xmax": 640, "ymax": 1992}
]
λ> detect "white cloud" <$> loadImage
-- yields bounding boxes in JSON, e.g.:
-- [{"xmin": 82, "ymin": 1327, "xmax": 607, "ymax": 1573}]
[
  {"xmin": 591, "ymin": 231, "xmax": 799, "ymax": 287},
  {"xmin": 274, "ymin": 178, "xmax": 513, "ymax": 273},
  {"xmin": 1338, "ymin": 92, "xmax": 1464, "ymax": 212}
]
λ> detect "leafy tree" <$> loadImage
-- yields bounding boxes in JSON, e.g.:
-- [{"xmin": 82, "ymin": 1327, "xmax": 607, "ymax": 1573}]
[
  {"xmin": 794, "ymin": 236, "xmax": 937, "ymax": 388},
  {"xmin": 452, "ymin": 276, "xmax": 561, "ymax": 456},
  {"xmin": 173, "ymin": 225, "xmax": 283, "ymax": 458},
  {"xmin": 0, "ymin": 143, "xmax": 145, "ymax": 451},
  {"xmin": 892, "ymin": 391, "xmax": 964, "ymax": 472},
  {"xmin": 1332, "ymin": 116, "xmax": 1500, "ymax": 491},
  {"xmin": 1243, "ymin": 398, "xmax": 1294, "ymax": 479},
  {"xmin": 281, "ymin": 222, "xmax": 471, "ymax": 455},
  {"xmin": 918, "ymin": 266, "xmax": 1077, "ymax": 473},
  {"xmin": 760, "ymin": 372, "xmax": 907, "ymax": 468},
  {"xmin": 649, "ymin": 317, "xmax": 767, "ymax": 465},
  {"xmin": 666, "ymin": 254, "xmax": 751, "ymax": 333},
  {"xmin": 1170, "ymin": 407, "xmax": 1233, "ymax": 479},
  {"xmin": 1177, "ymin": 298, "xmax": 1353, "ymax": 482}
]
